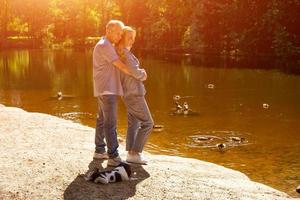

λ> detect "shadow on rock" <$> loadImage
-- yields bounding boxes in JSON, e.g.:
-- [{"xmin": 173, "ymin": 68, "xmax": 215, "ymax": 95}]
[{"xmin": 63, "ymin": 159, "xmax": 150, "ymax": 200}]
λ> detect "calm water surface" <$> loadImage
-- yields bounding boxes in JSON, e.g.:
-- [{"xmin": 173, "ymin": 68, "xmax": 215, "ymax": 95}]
[{"xmin": 0, "ymin": 49, "xmax": 299, "ymax": 197}]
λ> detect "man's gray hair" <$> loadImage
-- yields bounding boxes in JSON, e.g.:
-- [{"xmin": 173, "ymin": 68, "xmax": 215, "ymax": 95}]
[{"xmin": 106, "ymin": 20, "xmax": 125, "ymax": 32}]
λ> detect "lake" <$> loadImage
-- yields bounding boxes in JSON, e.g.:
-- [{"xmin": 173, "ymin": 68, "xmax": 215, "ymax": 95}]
[{"xmin": 0, "ymin": 49, "xmax": 299, "ymax": 197}]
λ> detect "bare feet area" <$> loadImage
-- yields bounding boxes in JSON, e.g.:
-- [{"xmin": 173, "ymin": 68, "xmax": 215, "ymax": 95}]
[{"xmin": 0, "ymin": 104, "xmax": 297, "ymax": 200}]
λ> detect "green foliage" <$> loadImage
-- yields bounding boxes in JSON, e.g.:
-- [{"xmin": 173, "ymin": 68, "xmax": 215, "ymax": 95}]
[
  {"xmin": 8, "ymin": 17, "xmax": 28, "ymax": 35},
  {"xmin": 0, "ymin": 0, "xmax": 299, "ymax": 57},
  {"xmin": 182, "ymin": 25, "xmax": 203, "ymax": 53},
  {"xmin": 272, "ymin": 26, "xmax": 299, "ymax": 57},
  {"xmin": 144, "ymin": 17, "xmax": 171, "ymax": 49},
  {"xmin": 62, "ymin": 37, "xmax": 74, "ymax": 48},
  {"xmin": 41, "ymin": 24, "xmax": 55, "ymax": 48}
]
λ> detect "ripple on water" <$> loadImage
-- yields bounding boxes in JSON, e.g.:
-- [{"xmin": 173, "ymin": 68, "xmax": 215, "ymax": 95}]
[
  {"xmin": 59, "ymin": 112, "xmax": 93, "ymax": 122},
  {"xmin": 187, "ymin": 130, "xmax": 252, "ymax": 150}
]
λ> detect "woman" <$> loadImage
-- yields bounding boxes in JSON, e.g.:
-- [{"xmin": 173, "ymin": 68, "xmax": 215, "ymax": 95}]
[{"xmin": 117, "ymin": 26, "xmax": 154, "ymax": 164}]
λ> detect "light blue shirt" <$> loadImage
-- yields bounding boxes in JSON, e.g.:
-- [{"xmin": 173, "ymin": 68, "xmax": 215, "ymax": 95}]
[
  {"xmin": 120, "ymin": 48, "xmax": 146, "ymax": 97},
  {"xmin": 93, "ymin": 37, "xmax": 123, "ymax": 96}
]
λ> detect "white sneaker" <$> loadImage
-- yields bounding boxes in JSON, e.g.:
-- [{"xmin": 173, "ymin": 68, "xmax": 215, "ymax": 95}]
[
  {"xmin": 93, "ymin": 152, "xmax": 109, "ymax": 159},
  {"xmin": 107, "ymin": 156, "xmax": 122, "ymax": 167},
  {"xmin": 126, "ymin": 153, "xmax": 148, "ymax": 165}
]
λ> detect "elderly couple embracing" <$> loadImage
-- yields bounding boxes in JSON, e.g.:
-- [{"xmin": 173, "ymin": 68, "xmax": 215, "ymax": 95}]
[{"xmin": 92, "ymin": 20, "xmax": 153, "ymax": 166}]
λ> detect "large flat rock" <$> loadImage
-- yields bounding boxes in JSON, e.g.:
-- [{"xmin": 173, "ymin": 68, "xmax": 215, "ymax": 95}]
[{"xmin": 0, "ymin": 104, "xmax": 296, "ymax": 200}]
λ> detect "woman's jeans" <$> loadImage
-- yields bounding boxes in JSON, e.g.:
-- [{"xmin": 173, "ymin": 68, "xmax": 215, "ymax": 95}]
[{"xmin": 123, "ymin": 95, "xmax": 154, "ymax": 152}]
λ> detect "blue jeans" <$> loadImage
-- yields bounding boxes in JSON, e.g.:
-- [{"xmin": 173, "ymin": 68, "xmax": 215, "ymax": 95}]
[
  {"xmin": 95, "ymin": 95, "xmax": 119, "ymax": 158},
  {"xmin": 123, "ymin": 95, "xmax": 154, "ymax": 152}
]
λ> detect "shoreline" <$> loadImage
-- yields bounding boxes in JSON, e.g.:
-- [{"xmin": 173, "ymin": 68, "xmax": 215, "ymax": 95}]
[
  {"xmin": 0, "ymin": 104, "xmax": 297, "ymax": 200},
  {"xmin": 1, "ymin": 44, "xmax": 300, "ymax": 60}
]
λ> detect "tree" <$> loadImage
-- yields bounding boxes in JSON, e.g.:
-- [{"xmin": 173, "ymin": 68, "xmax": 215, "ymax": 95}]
[{"xmin": 0, "ymin": 0, "xmax": 9, "ymax": 41}]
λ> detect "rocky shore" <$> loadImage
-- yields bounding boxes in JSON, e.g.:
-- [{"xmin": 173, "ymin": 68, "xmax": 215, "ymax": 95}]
[{"xmin": 0, "ymin": 104, "xmax": 297, "ymax": 200}]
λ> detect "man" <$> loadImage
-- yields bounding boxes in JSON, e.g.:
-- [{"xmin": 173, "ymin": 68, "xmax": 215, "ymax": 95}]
[{"xmin": 93, "ymin": 20, "xmax": 146, "ymax": 166}]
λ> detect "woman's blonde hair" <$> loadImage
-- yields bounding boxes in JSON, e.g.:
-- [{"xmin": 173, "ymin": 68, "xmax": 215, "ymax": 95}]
[{"xmin": 116, "ymin": 26, "xmax": 136, "ymax": 60}]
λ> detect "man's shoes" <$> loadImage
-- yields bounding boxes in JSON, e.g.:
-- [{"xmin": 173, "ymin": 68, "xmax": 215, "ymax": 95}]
[
  {"xmin": 93, "ymin": 152, "xmax": 109, "ymax": 159},
  {"xmin": 107, "ymin": 156, "xmax": 122, "ymax": 167},
  {"xmin": 126, "ymin": 153, "xmax": 148, "ymax": 165}
]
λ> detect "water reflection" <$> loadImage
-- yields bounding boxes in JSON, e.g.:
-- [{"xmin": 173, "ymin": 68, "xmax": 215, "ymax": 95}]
[
  {"xmin": 0, "ymin": 49, "xmax": 299, "ymax": 197},
  {"xmin": 0, "ymin": 50, "xmax": 30, "ymax": 88},
  {"xmin": 8, "ymin": 50, "xmax": 29, "ymax": 78}
]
